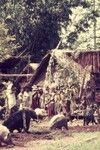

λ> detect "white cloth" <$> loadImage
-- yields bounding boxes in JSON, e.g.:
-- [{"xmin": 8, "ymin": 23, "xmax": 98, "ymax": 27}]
[
  {"xmin": 6, "ymin": 82, "xmax": 16, "ymax": 109},
  {"xmin": 6, "ymin": 93, "xmax": 16, "ymax": 109},
  {"xmin": 6, "ymin": 81, "xmax": 13, "ymax": 91},
  {"xmin": 35, "ymin": 108, "xmax": 47, "ymax": 116},
  {"xmin": 0, "ymin": 124, "xmax": 10, "ymax": 140},
  {"xmin": 19, "ymin": 103, "xmax": 23, "ymax": 110}
]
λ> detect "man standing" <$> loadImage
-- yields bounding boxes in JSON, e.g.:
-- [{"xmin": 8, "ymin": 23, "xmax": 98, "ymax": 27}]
[
  {"xmin": 5, "ymin": 80, "xmax": 16, "ymax": 115},
  {"xmin": 19, "ymin": 87, "xmax": 31, "ymax": 132}
]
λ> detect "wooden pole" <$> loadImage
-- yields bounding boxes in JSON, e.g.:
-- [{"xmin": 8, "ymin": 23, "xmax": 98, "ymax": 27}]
[
  {"xmin": 93, "ymin": 0, "xmax": 97, "ymax": 50},
  {"xmin": 0, "ymin": 74, "xmax": 33, "ymax": 77},
  {"xmin": 79, "ymin": 72, "xmax": 86, "ymax": 101},
  {"xmin": 27, "ymin": 55, "xmax": 30, "ymax": 82}
]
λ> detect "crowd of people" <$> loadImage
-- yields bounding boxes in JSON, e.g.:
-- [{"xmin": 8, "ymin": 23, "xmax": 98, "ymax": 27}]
[
  {"xmin": 0, "ymin": 79, "xmax": 99, "ymax": 121},
  {"xmin": 0, "ymin": 79, "xmax": 100, "ymax": 147}
]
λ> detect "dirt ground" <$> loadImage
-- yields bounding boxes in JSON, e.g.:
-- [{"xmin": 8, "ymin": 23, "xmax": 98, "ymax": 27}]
[{"xmin": 1, "ymin": 119, "xmax": 100, "ymax": 150}]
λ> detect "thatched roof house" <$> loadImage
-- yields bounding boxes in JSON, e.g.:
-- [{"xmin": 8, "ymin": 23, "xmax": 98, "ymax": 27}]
[
  {"xmin": 26, "ymin": 49, "xmax": 100, "ymax": 88},
  {"xmin": 26, "ymin": 53, "xmax": 51, "ymax": 87},
  {"xmin": 24, "ymin": 49, "xmax": 100, "ymax": 103}
]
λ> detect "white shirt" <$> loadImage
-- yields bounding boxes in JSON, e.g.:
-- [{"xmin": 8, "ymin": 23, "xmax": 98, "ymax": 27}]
[{"xmin": 0, "ymin": 124, "xmax": 10, "ymax": 140}]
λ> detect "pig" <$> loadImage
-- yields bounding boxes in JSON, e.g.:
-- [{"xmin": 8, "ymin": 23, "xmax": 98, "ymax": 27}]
[
  {"xmin": 3, "ymin": 109, "xmax": 37, "ymax": 133},
  {"xmin": 10, "ymin": 105, "xmax": 19, "ymax": 115},
  {"xmin": 34, "ymin": 108, "xmax": 47, "ymax": 120},
  {"xmin": 83, "ymin": 106, "xmax": 97, "ymax": 126},
  {"xmin": 49, "ymin": 114, "xmax": 68, "ymax": 130}
]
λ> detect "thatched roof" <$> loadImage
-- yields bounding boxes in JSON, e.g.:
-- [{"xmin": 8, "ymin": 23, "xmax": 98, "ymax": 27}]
[
  {"xmin": 50, "ymin": 49, "xmax": 100, "ymax": 72},
  {"xmin": 25, "ymin": 49, "xmax": 100, "ymax": 88},
  {"xmin": 26, "ymin": 53, "xmax": 51, "ymax": 87},
  {"xmin": 15, "ymin": 63, "xmax": 39, "ymax": 86},
  {"xmin": 20, "ymin": 63, "xmax": 39, "ymax": 74}
]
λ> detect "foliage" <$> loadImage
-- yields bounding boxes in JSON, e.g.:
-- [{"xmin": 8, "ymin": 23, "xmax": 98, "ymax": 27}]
[
  {"xmin": 44, "ymin": 50, "xmax": 88, "ymax": 97},
  {"xmin": 0, "ymin": 22, "xmax": 19, "ymax": 62},
  {"xmin": 0, "ymin": 0, "xmax": 100, "ymax": 63},
  {"xmin": 60, "ymin": 0, "xmax": 100, "ymax": 50}
]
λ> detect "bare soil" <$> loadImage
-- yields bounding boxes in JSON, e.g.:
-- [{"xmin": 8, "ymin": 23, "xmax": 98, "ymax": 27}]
[{"xmin": 0, "ymin": 119, "xmax": 100, "ymax": 150}]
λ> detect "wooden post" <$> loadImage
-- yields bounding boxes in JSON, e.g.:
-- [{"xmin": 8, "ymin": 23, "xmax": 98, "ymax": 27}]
[
  {"xmin": 27, "ymin": 55, "xmax": 30, "ymax": 82},
  {"xmin": 79, "ymin": 73, "xmax": 86, "ymax": 101},
  {"xmin": 93, "ymin": 0, "xmax": 97, "ymax": 50}
]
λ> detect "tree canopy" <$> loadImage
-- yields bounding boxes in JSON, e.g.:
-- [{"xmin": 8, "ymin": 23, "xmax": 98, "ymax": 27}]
[{"xmin": 0, "ymin": 0, "xmax": 100, "ymax": 62}]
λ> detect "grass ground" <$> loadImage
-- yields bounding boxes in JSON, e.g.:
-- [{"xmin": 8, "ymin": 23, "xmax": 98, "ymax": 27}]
[
  {"xmin": 1, "ymin": 120, "xmax": 100, "ymax": 150},
  {"xmin": 26, "ymin": 132, "xmax": 100, "ymax": 150}
]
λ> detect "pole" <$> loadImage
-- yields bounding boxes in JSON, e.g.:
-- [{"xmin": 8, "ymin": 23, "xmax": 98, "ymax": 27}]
[
  {"xmin": 27, "ymin": 55, "xmax": 30, "ymax": 82},
  {"xmin": 93, "ymin": 0, "xmax": 97, "ymax": 50}
]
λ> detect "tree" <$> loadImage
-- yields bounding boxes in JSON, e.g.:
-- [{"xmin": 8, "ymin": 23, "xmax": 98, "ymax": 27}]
[
  {"xmin": 0, "ymin": 0, "xmax": 99, "ymax": 63},
  {"xmin": 60, "ymin": 0, "xmax": 100, "ymax": 50},
  {"xmin": 0, "ymin": 21, "xmax": 19, "ymax": 62}
]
